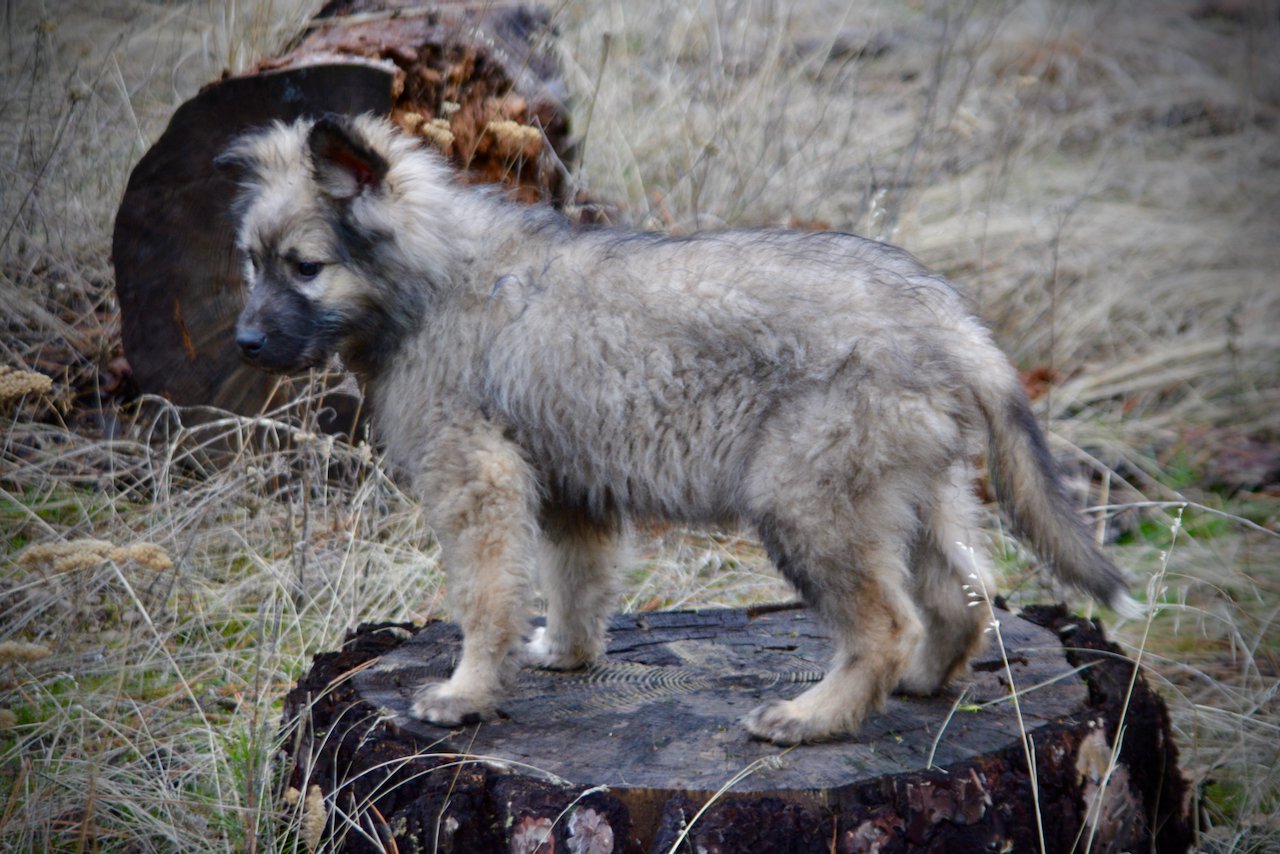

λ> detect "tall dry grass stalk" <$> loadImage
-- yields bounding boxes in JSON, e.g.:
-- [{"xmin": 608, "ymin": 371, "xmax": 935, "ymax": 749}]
[{"xmin": 2, "ymin": 0, "xmax": 1277, "ymax": 850}]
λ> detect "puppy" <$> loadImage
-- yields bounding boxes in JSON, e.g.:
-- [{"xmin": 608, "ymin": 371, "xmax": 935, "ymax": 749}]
[{"xmin": 219, "ymin": 114, "xmax": 1134, "ymax": 744}]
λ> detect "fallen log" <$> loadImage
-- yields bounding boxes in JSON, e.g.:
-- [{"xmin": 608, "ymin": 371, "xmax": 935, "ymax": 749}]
[
  {"xmin": 111, "ymin": 0, "xmax": 571, "ymax": 432},
  {"xmin": 281, "ymin": 604, "xmax": 1192, "ymax": 853}
]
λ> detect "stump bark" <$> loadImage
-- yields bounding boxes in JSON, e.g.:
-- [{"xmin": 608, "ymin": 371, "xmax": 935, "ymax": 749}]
[
  {"xmin": 281, "ymin": 604, "xmax": 1192, "ymax": 853},
  {"xmin": 111, "ymin": 0, "xmax": 571, "ymax": 430}
]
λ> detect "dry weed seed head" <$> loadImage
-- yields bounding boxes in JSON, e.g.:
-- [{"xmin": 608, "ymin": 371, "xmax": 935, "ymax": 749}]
[
  {"xmin": 18, "ymin": 539, "xmax": 118, "ymax": 573},
  {"xmin": 397, "ymin": 110, "xmax": 455, "ymax": 152},
  {"xmin": 301, "ymin": 784, "xmax": 326, "ymax": 852},
  {"xmin": 0, "ymin": 641, "xmax": 53, "ymax": 665},
  {"xmin": 282, "ymin": 785, "xmax": 326, "ymax": 850},
  {"xmin": 398, "ymin": 110, "xmax": 425, "ymax": 133},
  {"xmin": 17, "ymin": 539, "xmax": 174, "ymax": 573},
  {"xmin": 0, "ymin": 366, "xmax": 52, "ymax": 401},
  {"xmin": 0, "ymin": 709, "xmax": 17, "ymax": 730},
  {"xmin": 122, "ymin": 543, "xmax": 175, "ymax": 571},
  {"xmin": 420, "ymin": 117, "xmax": 456, "ymax": 151},
  {"xmin": 485, "ymin": 118, "xmax": 543, "ymax": 159}
]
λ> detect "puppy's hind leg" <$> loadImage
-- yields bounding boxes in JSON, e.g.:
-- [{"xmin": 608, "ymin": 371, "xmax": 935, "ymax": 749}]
[
  {"xmin": 899, "ymin": 463, "xmax": 991, "ymax": 695},
  {"xmin": 525, "ymin": 505, "xmax": 625, "ymax": 670},
  {"xmin": 746, "ymin": 503, "xmax": 924, "ymax": 745}
]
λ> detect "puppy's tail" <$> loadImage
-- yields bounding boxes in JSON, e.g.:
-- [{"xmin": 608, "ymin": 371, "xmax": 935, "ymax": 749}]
[{"xmin": 970, "ymin": 352, "xmax": 1141, "ymax": 618}]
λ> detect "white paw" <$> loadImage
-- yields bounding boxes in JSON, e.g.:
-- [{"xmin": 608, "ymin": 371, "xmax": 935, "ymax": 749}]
[
  {"xmin": 742, "ymin": 689, "xmax": 868, "ymax": 745},
  {"xmin": 742, "ymin": 699, "xmax": 823, "ymax": 745},
  {"xmin": 523, "ymin": 626, "xmax": 594, "ymax": 671},
  {"xmin": 896, "ymin": 668, "xmax": 948, "ymax": 696},
  {"xmin": 409, "ymin": 682, "xmax": 494, "ymax": 727}
]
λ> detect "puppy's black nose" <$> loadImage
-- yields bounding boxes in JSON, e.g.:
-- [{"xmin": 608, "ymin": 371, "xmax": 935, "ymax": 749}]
[{"xmin": 237, "ymin": 328, "xmax": 266, "ymax": 358}]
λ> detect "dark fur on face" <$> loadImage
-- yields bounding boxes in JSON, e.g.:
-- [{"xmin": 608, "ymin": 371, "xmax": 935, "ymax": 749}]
[
  {"xmin": 225, "ymin": 115, "xmax": 420, "ymax": 376},
  {"xmin": 235, "ymin": 252, "xmax": 347, "ymax": 372}
]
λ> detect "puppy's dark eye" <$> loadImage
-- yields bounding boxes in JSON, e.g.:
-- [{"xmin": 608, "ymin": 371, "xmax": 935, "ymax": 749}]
[{"xmin": 295, "ymin": 260, "xmax": 323, "ymax": 280}]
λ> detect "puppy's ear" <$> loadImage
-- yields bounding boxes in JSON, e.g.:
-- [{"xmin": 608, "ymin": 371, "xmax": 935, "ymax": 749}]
[
  {"xmin": 214, "ymin": 137, "xmax": 258, "ymax": 181},
  {"xmin": 307, "ymin": 115, "xmax": 388, "ymax": 201}
]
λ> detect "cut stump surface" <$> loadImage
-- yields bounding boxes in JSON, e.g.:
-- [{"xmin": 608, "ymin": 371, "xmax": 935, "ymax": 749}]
[{"xmin": 282, "ymin": 604, "xmax": 1192, "ymax": 853}]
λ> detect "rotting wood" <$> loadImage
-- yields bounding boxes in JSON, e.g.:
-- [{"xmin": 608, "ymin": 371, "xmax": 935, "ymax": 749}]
[
  {"xmin": 259, "ymin": 0, "xmax": 572, "ymax": 202},
  {"xmin": 111, "ymin": 0, "xmax": 571, "ymax": 431},
  {"xmin": 280, "ymin": 604, "xmax": 1193, "ymax": 853}
]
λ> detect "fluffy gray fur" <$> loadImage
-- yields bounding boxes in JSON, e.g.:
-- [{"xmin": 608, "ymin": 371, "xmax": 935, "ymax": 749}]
[{"xmin": 220, "ymin": 114, "xmax": 1136, "ymax": 744}]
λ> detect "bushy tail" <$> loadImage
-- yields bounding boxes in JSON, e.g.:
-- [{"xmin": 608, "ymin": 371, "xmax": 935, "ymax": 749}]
[{"xmin": 973, "ymin": 368, "xmax": 1140, "ymax": 618}]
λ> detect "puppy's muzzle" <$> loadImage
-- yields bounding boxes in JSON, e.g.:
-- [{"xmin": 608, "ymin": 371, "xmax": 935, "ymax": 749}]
[{"xmin": 236, "ymin": 327, "xmax": 268, "ymax": 361}]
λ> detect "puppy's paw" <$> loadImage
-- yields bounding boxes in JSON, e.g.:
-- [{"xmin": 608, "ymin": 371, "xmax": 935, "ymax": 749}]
[
  {"xmin": 743, "ymin": 695, "xmax": 860, "ymax": 745},
  {"xmin": 897, "ymin": 650, "xmax": 967, "ymax": 696},
  {"xmin": 409, "ymin": 682, "xmax": 494, "ymax": 727},
  {"xmin": 742, "ymin": 699, "xmax": 821, "ymax": 745},
  {"xmin": 522, "ymin": 626, "xmax": 595, "ymax": 671},
  {"xmin": 895, "ymin": 673, "xmax": 946, "ymax": 697}
]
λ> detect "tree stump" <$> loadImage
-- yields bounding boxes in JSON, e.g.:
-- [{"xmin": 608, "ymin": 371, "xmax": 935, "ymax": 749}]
[
  {"xmin": 281, "ymin": 604, "xmax": 1192, "ymax": 853},
  {"xmin": 111, "ymin": 0, "xmax": 571, "ymax": 430}
]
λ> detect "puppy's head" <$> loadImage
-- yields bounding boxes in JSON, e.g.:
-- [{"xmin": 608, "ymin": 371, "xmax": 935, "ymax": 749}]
[{"xmin": 217, "ymin": 115, "xmax": 403, "ymax": 375}]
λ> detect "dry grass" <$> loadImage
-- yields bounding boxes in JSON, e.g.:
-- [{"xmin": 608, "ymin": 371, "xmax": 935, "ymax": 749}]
[{"xmin": 2, "ymin": 0, "xmax": 1278, "ymax": 850}]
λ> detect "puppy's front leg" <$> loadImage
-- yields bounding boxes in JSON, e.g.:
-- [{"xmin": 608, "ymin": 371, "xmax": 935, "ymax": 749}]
[{"xmin": 409, "ymin": 428, "xmax": 539, "ymax": 726}]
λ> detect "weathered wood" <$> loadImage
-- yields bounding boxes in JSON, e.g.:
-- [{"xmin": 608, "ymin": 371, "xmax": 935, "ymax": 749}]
[
  {"xmin": 112, "ymin": 64, "xmax": 389, "ymax": 434},
  {"xmin": 280, "ymin": 604, "xmax": 1192, "ymax": 853},
  {"xmin": 111, "ymin": 0, "xmax": 570, "ymax": 427}
]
